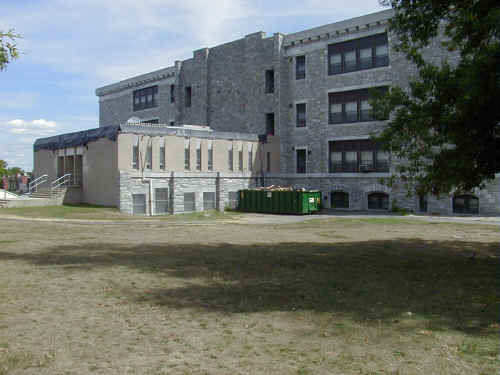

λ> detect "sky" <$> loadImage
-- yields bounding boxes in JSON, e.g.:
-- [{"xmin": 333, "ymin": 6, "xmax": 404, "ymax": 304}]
[{"xmin": 0, "ymin": 0, "xmax": 386, "ymax": 171}]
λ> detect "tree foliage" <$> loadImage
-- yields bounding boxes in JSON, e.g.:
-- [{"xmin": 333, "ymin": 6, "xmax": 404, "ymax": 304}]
[
  {"xmin": 373, "ymin": 0, "xmax": 500, "ymax": 196},
  {"xmin": 0, "ymin": 29, "xmax": 21, "ymax": 70}
]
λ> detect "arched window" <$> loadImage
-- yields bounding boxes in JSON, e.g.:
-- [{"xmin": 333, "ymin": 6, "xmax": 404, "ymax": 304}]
[
  {"xmin": 368, "ymin": 192, "xmax": 389, "ymax": 210},
  {"xmin": 453, "ymin": 195, "xmax": 479, "ymax": 214},
  {"xmin": 331, "ymin": 191, "xmax": 349, "ymax": 208}
]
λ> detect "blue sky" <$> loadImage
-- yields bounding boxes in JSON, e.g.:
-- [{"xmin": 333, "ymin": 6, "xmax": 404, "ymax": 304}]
[{"xmin": 0, "ymin": 0, "xmax": 386, "ymax": 171}]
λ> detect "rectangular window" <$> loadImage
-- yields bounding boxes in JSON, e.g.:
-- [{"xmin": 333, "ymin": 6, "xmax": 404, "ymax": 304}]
[
  {"xmin": 296, "ymin": 149, "xmax": 306, "ymax": 173},
  {"xmin": 239, "ymin": 151, "xmax": 243, "ymax": 171},
  {"xmin": 228, "ymin": 191, "xmax": 238, "ymax": 209},
  {"xmin": 266, "ymin": 113, "xmax": 275, "ymax": 135},
  {"xmin": 133, "ymin": 86, "xmax": 158, "ymax": 111},
  {"xmin": 169, "ymin": 121, "xmax": 175, "ymax": 126},
  {"xmin": 248, "ymin": 144, "xmax": 253, "ymax": 171},
  {"xmin": 146, "ymin": 145, "xmax": 152, "ymax": 169},
  {"xmin": 155, "ymin": 188, "xmax": 169, "ymax": 215},
  {"xmin": 184, "ymin": 192, "xmax": 196, "ymax": 212},
  {"xmin": 132, "ymin": 194, "xmax": 146, "ymax": 215},
  {"xmin": 328, "ymin": 33, "xmax": 389, "ymax": 75},
  {"xmin": 328, "ymin": 140, "xmax": 389, "ymax": 173},
  {"xmin": 296, "ymin": 55, "xmax": 305, "ymax": 80},
  {"xmin": 185, "ymin": 86, "xmax": 192, "ymax": 107},
  {"xmin": 228, "ymin": 143, "xmax": 233, "ymax": 171},
  {"xmin": 141, "ymin": 119, "xmax": 159, "ymax": 125},
  {"xmin": 329, "ymin": 88, "xmax": 386, "ymax": 124},
  {"xmin": 265, "ymin": 69, "xmax": 274, "ymax": 94},
  {"xmin": 207, "ymin": 140, "xmax": 213, "ymax": 171},
  {"xmin": 196, "ymin": 140, "xmax": 201, "ymax": 171},
  {"xmin": 170, "ymin": 84, "xmax": 175, "ymax": 103},
  {"xmin": 184, "ymin": 138, "xmax": 190, "ymax": 170},
  {"xmin": 203, "ymin": 192, "xmax": 215, "ymax": 211},
  {"xmin": 132, "ymin": 145, "xmax": 139, "ymax": 170},
  {"xmin": 159, "ymin": 146, "xmax": 165, "ymax": 170},
  {"xmin": 266, "ymin": 152, "xmax": 271, "ymax": 172},
  {"xmin": 296, "ymin": 103, "xmax": 306, "ymax": 127}
]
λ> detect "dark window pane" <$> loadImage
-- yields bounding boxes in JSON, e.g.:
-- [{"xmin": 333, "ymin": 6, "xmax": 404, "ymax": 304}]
[
  {"xmin": 296, "ymin": 55, "xmax": 305, "ymax": 79},
  {"xmin": 329, "ymin": 53, "xmax": 342, "ymax": 74},
  {"xmin": 453, "ymin": 195, "xmax": 479, "ymax": 214},
  {"xmin": 375, "ymin": 44, "xmax": 389, "ymax": 67},
  {"xmin": 266, "ymin": 113, "xmax": 275, "ymax": 135},
  {"xmin": 344, "ymin": 50, "xmax": 357, "ymax": 72},
  {"xmin": 265, "ymin": 70, "xmax": 274, "ymax": 93},
  {"xmin": 185, "ymin": 86, "xmax": 192, "ymax": 107},
  {"xmin": 296, "ymin": 103, "xmax": 306, "ymax": 127},
  {"xmin": 296, "ymin": 149, "xmax": 306, "ymax": 173},
  {"xmin": 331, "ymin": 192, "xmax": 349, "ymax": 208},
  {"xmin": 368, "ymin": 192, "xmax": 389, "ymax": 210}
]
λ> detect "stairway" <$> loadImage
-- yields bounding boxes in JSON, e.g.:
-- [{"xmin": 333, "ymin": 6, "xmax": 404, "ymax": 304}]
[{"xmin": 27, "ymin": 187, "xmax": 67, "ymax": 199}]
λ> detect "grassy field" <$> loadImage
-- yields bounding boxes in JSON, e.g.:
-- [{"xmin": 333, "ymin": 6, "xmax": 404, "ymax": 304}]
[
  {"xmin": 0, "ymin": 204, "xmax": 237, "ymax": 221},
  {"xmin": 0, "ymin": 216, "xmax": 498, "ymax": 374}
]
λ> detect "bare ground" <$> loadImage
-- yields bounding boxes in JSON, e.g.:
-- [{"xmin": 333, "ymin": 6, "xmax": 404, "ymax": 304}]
[{"xmin": 0, "ymin": 215, "xmax": 498, "ymax": 374}]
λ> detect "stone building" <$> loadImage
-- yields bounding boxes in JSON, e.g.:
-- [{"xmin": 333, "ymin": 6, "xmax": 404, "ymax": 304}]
[{"xmin": 34, "ymin": 9, "xmax": 499, "ymax": 215}]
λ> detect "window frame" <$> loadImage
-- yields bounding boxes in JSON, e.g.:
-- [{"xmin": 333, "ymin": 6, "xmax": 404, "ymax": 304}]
[
  {"xmin": 159, "ymin": 146, "xmax": 165, "ymax": 170},
  {"xmin": 329, "ymin": 87, "xmax": 387, "ymax": 124},
  {"xmin": 145, "ymin": 145, "xmax": 152, "ymax": 170},
  {"xmin": 185, "ymin": 86, "xmax": 192, "ymax": 107},
  {"xmin": 328, "ymin": 139, "xmax": 390, "ymax": 173},
  {"xmin": 296, "ymin": 102, "xmax": 307, "ymax": 128},
  {"xmin": 296, "ymin": 55, "xmax": 306, "ymax": 80},
  {"xmin": 133, "ymin": 86, "xmax": 158, "ymax": 111},
  {"xmin": 266, "ymin": 113, "xmax": 275, "ymax": 135},
  {"xmin": 328, "ymin": 33, "xmax": 389, "ymax": 75},
  {"xmin": 296, "ymin": 148, "xmax": 307, "ymax": 174},
  {"xmin": 132, "ymin": 145, "xmax": 139, "ymax": 170},
  {"xmin": 170, "ymin": 84, "xmax": 175, "ymax": 103}
]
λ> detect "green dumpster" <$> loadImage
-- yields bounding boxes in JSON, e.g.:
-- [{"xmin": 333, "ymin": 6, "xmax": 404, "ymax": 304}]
[{"xmin": 237, "ymin": 189, "xmax": 321, "ymax": 214}]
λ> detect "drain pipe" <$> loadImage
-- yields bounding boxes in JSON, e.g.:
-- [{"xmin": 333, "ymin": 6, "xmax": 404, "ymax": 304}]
[{"xmin": 139, "ymin": 135, "xmax": 154, "ymax": 216}]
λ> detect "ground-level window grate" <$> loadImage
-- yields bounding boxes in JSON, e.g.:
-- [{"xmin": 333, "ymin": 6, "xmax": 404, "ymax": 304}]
[
  {"xmin": 155, "ymin": 188, "xmax": 169, "ymax": 215},
  {"xmin": 228, "ymin": 191, "xmax": 238, "ymax": 209},
  {"xmin": 184, "ymin": 192, "xmax": 196, "ymax": 212},
  {"xmin": 132, "ymin": 194, "xmax": 146, "ymax": 215},
  {"xmin": 203, "ymin": 192, "xmax": 215, "ymax": 210}
]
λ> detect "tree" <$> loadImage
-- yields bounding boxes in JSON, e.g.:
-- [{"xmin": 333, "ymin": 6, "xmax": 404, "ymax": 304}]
[
  {"xmin": 0, "ymin": 29, "xmax": 21, "ymax": 70},
  {"xmin": 372, "ymin": 0, "xmax": 500, "ymax": 196},
  {"xmin": 0, "ymin": 160, "xmax": 7, "ymax": 177}
]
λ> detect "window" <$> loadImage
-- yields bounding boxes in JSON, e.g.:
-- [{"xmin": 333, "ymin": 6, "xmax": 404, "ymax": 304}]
[
  {"xmin": 329, "ymin": 140, "xmax": 389, "ymax": 173},
  {"xmin": 453, "ymin": 195, "xmax": 479, "ymax": 214},
  {"xmin": 296, "ymin": 55, "xmax": 305, "ymax": 80},
  {"xmin": 169, "ymin": 121, "xmax": 175, "ymax": 126},
  {"xmin": 266, "ymin": 152, "xmax": 271, "ymax": 172},
  {"xmin": 184, "ymin": 192, "xmax": 196, "ymax": 212},
  {"xmin": 155, "ymin": 188, "xmax": 169, "ymax": 215},
  {"xmin": 331, "ymin": 192, "xmax": 349, "ymax": 208},
  {"xmin": 328, "ymin": 33, "xmax": 389, "ymax": 75},
  {"xmin": 266, "ymin": 113, "xmax": 275, "ymax": 135},
  {"xmin": 228, "ymin": 191, "xmax": 238, "ymax": 209},
  {"xmin": 132, "ymin": 194, "xmax": 146, "ymax": 215},
  {"xmin": 141, "ymin": 119, "xmax": 159, "ymax": 125},
  {"xmin": 228, "ymin": 143, "xmax": 233, "ymax": 171},
  {"xmin": 196, "ymin": 140, "xmax": 201, "ymax": 171},
  {"xmin": 248, "ymin": 144, "xmax": 253, "ymax": 171},
  {"xmin": 184, "ymin": 138, "xmax": 190, "ymax": 170},
  {"xmin": 146, "ymin": 145, "xmax": 152, "ymax": 169},
  {"xmin": 170, "ymin": 84, "xmax": 175, "ymax": 103},
  {"xmin": 296, "ymin": 149, "xmax": 306, "ymax": 173},
  {"xmin": 132, "ymin": 145, "xmax": 139, "ymax": 170},
  {"xmin": 296, "ymin": 103, "xmax": 306, "ymax": 127},
  {"xmin": 329, "ymin": 88, "xmax": 387, "ymax": 124},
  {"xmin": 265, "ymin": 69, "xmax": 274, "ymax": 94},
  {"xmin": 419, "ymin": 194, "xmax": 428, "ymax": 212},
  {"xmin": 159, "ymin": 146, "xmax": 165, "ymax": 170},
  {"xmin": 368, "ymin": 192, "xmax": 389, "ymax": 210},
  {"xmin": 203, "ymin": 192, "xmax": 215, "ymax": 210},
  {"xmin": 185, "ymin": 86, "xmax": 192, "ymax": 107},
  {"xmin": 57, "ymin": 156, "xmax": 64, "ymax": 177},
  {"xmin": 208, "ymin": 140, "xmax": 213, "ymax": 171},
  {"xmin": 133, "ymin": 86, "xmax": 158, "ymax": 111}
]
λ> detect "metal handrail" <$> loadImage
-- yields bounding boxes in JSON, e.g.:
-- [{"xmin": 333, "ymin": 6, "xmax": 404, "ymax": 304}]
[
  {"xmin": 28, "ymin": 174, "xmax": 48, "ymax": 193},
  {"xmin": 51, "ymin": 174, "xmax": 71, "ymax": 191}
]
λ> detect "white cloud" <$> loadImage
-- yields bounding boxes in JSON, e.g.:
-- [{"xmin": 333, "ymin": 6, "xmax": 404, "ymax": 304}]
[{"xmin": 2, "ymin": 118, "xmax": 59, "ymax": 137}]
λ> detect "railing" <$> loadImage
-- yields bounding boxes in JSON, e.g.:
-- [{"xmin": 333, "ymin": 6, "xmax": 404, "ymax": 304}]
[
  {"xmin": 51, "ymin": 174, "xmax": 71, "ymax": 191},
  {"xmin": 28, "ymin": 174, "xmax": 48, "ymax": 193}
]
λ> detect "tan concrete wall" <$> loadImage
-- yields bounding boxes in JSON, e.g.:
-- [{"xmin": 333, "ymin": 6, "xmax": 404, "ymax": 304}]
[
  {"xmin": 33, "ymin": 149, "xmax": 57, "ymax": 183},
  {"xmin": 117, "ymin": 133, "xmax": 276, "ymax": 174},
  {"xmin": 83, "ymin": 137, "xmax": 118, "ymax": 206}
]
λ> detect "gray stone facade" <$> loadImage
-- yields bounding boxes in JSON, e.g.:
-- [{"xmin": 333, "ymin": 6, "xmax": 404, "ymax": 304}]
[{"xmin": 96, "ymin": 9, "xmax": 499, "ymax": 216}]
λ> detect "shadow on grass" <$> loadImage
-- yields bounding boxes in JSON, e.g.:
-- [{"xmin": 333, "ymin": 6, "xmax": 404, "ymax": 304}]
[{"xmin": 0, "ymin": 239, "xmax": 498, "ymax": 334}]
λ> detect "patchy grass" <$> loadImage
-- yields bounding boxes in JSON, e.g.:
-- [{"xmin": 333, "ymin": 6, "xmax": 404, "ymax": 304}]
[
  {"xmin": 0, "ymin": 218, "xmax": 498, "ymax": 374},
  {"xmin": 0, "ymin": 204, "xmax": 239, "ymax": 221}
]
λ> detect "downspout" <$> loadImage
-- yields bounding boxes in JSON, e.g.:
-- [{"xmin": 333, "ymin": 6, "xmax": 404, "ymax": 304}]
[{"xmin": 139, "ymin": 135, "xmax": 154, "ymax": 216}]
